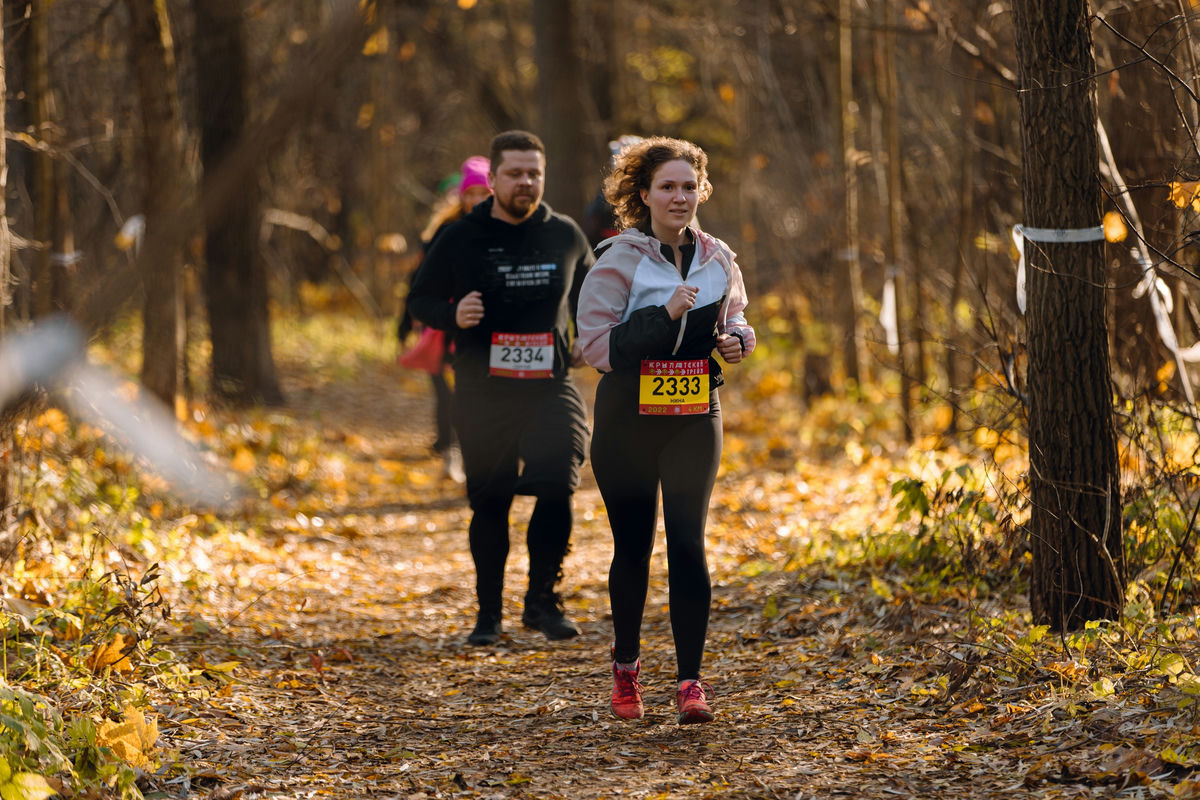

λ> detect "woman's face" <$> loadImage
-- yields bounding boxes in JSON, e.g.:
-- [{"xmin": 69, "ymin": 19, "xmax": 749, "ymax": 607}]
[
  {"xmin": 460, "ymin": 184, "xmax": 491, "ymax": 211},
  {"xmin": 640, "ymin": 158, "xmax": 699, "ymax": 234}
]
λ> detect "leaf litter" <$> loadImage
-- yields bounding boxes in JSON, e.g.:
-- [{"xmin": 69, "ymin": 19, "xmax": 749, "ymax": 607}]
[{"xmin": 114, "ymin": 317, "xmax": 1200, "ymax": 800}]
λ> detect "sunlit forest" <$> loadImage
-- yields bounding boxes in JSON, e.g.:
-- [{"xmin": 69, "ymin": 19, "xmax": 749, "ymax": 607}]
[{"xmin": 2, "ymin": 1, "xmax": 1200, "ymax": 798}]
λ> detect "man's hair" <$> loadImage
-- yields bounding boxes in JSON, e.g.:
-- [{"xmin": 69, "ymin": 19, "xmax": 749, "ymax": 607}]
[{"xmin": 489, "ymin": 130, "xmax": 546, "ymax": 171}]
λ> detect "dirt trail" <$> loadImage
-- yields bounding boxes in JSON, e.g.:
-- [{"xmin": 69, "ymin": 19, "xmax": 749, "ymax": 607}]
[{"xmin": 162, "ymin": 361, "xmax": 1034, "ymax": 800}]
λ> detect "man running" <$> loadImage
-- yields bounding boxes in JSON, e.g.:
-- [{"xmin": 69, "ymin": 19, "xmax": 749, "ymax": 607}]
[{"xmin": 406, "ymin": 130, "xmax": 593, "ymax": 646}]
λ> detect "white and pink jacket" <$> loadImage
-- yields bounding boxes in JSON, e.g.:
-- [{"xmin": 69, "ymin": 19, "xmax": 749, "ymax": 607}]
[{"xmin": 577, "ymin": 227, "xmax": 756, "ymax": 379}]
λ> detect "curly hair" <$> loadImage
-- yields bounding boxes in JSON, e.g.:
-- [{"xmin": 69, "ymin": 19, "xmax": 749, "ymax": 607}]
[{"xmin": 602, "ymin": 137, "xmax": 712, "ymax": 231}]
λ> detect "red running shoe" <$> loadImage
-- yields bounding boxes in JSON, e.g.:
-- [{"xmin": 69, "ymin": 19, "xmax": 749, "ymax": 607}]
[
  {"xmin": 610, "ymin": 650, "xmax": 644, "ymax": 720},
  {"xmin": 676, "ymin": 679, "xmax": 715, "ymax": 724}
]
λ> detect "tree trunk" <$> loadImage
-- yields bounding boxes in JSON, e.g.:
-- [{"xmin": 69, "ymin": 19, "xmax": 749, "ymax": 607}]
[
  {"xmin": 0, "ymin": 5, "xmax": 14, "ymax": 524},
  {"xmin": 533, "ymin": 0, "xmax": 590, "ymax": 223},
  {"xmin": 125, "ymin": 0, "xmax": 185, "ymax": 408},
  {"xmin": 192, "ymin": 0, "xmax": 283, "ymax": 406},
  {"xmin": 946, "ymin": 59, "xmax": 979, "ymax": 434},
  {"xmin": 837, "ymin": 0, "xmax": 864, "ymax": 387},
  {"xmin": 1012, "ymin": 0, "xmax": 1125, "ymax": 629},
  {"xmin": 28, "ymin": 0, "xmax": 50, "ymax": 319},
  {"xmin": 875, "ymin": 0, "xmax": 911, "ymax": 441}
]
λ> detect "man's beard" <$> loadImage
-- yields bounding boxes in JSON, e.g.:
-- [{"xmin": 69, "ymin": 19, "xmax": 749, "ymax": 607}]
[{"xmin": 496, "ymin": 191, "xmax": 538, "ymax": 220}]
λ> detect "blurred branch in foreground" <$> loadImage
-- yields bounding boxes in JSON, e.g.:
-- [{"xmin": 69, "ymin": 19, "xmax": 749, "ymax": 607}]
[{"xmin": 1, "ymin": 317, "xmax": 241, "ymax": 510}]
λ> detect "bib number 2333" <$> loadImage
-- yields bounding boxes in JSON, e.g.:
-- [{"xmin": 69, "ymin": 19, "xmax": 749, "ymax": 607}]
[
  {"xmin": 490, "ymin": 332, "xmax": 553, "ymax": 378},
  {"xmin": 639, "ymin": 359, "xmax": 709, "ymax": 415}
]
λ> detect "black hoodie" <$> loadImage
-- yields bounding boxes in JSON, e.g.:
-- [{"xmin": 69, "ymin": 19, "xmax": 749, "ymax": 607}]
[{"xmin": 407, "ymin": 197, "xmax": 594, "ymax": 390}]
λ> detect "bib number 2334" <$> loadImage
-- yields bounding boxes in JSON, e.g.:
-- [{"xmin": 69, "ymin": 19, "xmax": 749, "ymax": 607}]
[
  {"xmin": 489, "ymin": 332, "xmax": 553, "ymax": 378},
  {"xmin": 639, "ymin": 359, "xmax": 709, "ymax": 415}
]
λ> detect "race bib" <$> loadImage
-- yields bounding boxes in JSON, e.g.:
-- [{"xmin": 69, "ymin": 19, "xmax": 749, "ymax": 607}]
[
  {"xmin": 489, "ymin": 332, "xmax": 554, "ymax": 378},
  {"xmin": 639, "ymin": 359, "xmax": 709, "ymax": 415}
]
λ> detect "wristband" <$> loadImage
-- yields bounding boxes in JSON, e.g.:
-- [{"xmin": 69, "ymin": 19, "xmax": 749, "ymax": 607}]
[{"xmin": 729, "ymin": 331, "xmax": 745, "ymax": 355}]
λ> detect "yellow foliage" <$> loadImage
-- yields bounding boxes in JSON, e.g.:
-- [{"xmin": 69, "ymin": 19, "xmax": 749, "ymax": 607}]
[
  {"xmin": 929, "ymin": 405, "xmax": 954, "ymax": 433},
  {"xmin": 1170, "ymin": 180, "xmax": 1200, "ymax": 212},
  {"xmin": 231, "ymin": 447, "xmax": 257, "ymax": 474},
  {"xmin": 1103, "ymin": 210, "xmax": 1127, "ymax": 242},
  {"xmin": 95, "ymin": 705, "xmax": 159, "ymax": 769},
  {"xmin": 974, "ymin": 427, "xmax": 1000, "ymax": 450},
  {"xmin": 0, "ymin": 758, "xmax": 55, "ymax": 800},
  {"xmin": 753, "ymin": 370, "xmax": 792, "ymax": 398},
  {"xmin": 361, "ymin": 27, "xmax": 388, "ymax": 56},
  {"xmin": 85, "ymin": 632, "xmax": 134, "ymax": 674},
  {"xmin": 34, "ymin": 408, "xmax": 69, "ymax": 436}
]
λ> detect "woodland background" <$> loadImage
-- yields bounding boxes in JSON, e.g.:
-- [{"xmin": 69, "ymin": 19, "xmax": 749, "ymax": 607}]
[{"xmin": 2, "ymin": 1, "xmax": 1200, "ymax": 798}]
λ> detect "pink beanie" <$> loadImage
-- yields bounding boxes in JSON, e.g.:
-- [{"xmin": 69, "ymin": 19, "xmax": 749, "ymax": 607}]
[{"xmin": 458, "ymin": 156, "xmax": 491, "ymax": 194}]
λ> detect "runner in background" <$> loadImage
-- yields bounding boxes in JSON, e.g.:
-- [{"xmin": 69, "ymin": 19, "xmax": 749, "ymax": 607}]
[
  {"xmin": 397, "ymin": 156, "xmax": 492, "ymax": 483},
  {"xmin": 576, "ymin": 136, "xmax": 755, "ymax": 724},
  {"xmin": 407, "ymin": 131, "xmax": 593, "ymax": 647},
  {"xmin": 582, "ymin": 135, "xmax": 643, "ymax": 248}
]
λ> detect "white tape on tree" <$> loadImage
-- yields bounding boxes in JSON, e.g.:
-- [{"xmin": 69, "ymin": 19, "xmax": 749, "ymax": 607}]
[
  {"xmin": 1011, "ymin": 224, "xmax": 1106, "ymax": 314},
  {"xmin": 879, "ymin": 266, "xmax": 898, "ymax": 355}
]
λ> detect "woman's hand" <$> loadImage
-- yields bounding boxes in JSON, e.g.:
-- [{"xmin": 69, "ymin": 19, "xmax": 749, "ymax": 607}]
[
  {"xmin": 665, "ymin": 284, "xmax": 700, "ymax": 320},
  {"xmin": 455, "ymin": 291, "xmax": 485, "ymax": 328},
  {"xmin": 716, "ymin": 333, "xmax": 744, "ymax": 363}
]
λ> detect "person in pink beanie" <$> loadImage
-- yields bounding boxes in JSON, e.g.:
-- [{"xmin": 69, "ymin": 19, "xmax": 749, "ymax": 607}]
[{"xmin": 397, "ymin": 156, "xmax": 493, "ymax": 482}]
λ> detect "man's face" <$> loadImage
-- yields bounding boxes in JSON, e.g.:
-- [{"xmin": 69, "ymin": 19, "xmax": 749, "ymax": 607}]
[{"xmin": 490, "ymin": 150, "xmax": 545, "ymax": 223}]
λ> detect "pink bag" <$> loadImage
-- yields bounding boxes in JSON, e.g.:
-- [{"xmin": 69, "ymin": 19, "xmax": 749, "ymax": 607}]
[{"xmin": 397, "ymin": 327, "xmax": 446, "ymax": 374}]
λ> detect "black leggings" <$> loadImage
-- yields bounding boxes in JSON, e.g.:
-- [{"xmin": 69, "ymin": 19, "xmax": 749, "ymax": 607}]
[
  {"xmin": 430, "ymin": 371, "xmax": 454, "ymax": 452},
  {"xmin": 590, "ymin": 372, "xmax": 721, "ymax": 681}
]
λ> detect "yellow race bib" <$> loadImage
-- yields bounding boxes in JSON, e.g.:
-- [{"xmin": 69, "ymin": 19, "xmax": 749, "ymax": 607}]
[{"xmin": 639, "ymin": 359, "xmax": 709, "ymax": 415}]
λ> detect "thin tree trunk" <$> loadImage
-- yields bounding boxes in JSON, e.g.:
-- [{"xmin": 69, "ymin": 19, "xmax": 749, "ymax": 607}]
[
  {"xmin": 1012, "ymin": 0, "xmax": 1125, "ymax": 629},
  {"xmin": 876, "ymin": 0, "xmax": 911, "ymax": 441},
  {"xmin": 125, "ymin": 0, "xmax": 185, "ymax": 408},
  {"xmin": 28, "ymin": 0, "xmax": 50, "ymax": 319},
  {"xmin": 0, "ymin": 5, "xmax": 14, "ymax": 525},
  {"xmin": 837, "ymin": 0, "xmax": 864, "ymax": 387},
  {"xmin": 946, "ymin": 59, "xmax": 979, "ymax": 434}
]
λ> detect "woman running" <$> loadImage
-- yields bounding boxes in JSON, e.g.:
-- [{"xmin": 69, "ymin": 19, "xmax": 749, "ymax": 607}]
[{"xmin": 577, "ymin": 136, "xmax": 755, "ymax": 724}]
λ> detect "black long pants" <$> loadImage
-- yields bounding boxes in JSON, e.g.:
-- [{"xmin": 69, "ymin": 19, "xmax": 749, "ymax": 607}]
[
  {"xmin": 590, "ymin": 372, "xmax": 721, "ymax": 681},
  {"xmin": 430, "ymin": 370, "xmax": 454, "ymax": 452},
  {"xmin": 453, "ymin": 378, "xmax": 589, "ymax": 614}
]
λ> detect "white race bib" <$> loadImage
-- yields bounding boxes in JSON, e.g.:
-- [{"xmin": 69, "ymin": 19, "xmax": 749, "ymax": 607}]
[{"xmin": 489, "ymin": 332, "xmax": 554, "ymax": 378}]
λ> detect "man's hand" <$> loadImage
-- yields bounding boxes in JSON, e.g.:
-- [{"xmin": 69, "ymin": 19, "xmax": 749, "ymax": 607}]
[
  {"xmin": 716, "ymin": 333, "xmax": 744, "ymax": 364},
  {"xmin": 570, "ymin": 342, "xmax": 586, "ymax": 368},
  {"xmin": 455, "ymin": 291, "xmax": 485, "ymax": 328}
]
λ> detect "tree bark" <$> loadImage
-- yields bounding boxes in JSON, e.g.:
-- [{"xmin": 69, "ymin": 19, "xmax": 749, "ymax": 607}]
[
  {"xmin": 28, "ymin": 0, "xmax": 50, "ymax": 319},
  {"xmin": 875, "ymin": 0, "xmax": 912, "ymax": 441},
  {"xmin": 1012, "ymin": 0, "xmax": 1125, "ymax": 629},
  {"xmin": 837, "ymin": 0, "xmax": 864, "ymax": 387},
  {"xmin": 192, "ymin": 0, "xmax": 283, "ymax": 406},
  {"xmin": 125, "ymin": 0, "xmax": 185, "ymax": 408},
  {"xmin": 0, "ymin": 4, "xmax": 14, "ymax": 524},
  {"xmin": 533, "ymin": 0, "xmax": 590, "ymax": 224}
]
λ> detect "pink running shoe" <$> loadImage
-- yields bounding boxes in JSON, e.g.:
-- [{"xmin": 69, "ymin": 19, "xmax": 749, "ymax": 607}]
[
  {"xmin": 610, "ymin": 650, "xmax": 644, "ymax": 720},
  {"xmin": 676, "ymin": 679, "xmax": 715, "ymax": 724}
]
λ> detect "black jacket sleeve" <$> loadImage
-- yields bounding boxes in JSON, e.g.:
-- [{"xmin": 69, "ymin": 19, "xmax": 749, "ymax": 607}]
[
  {"xmin": 607, "ymin": 305, "xmax": 679, "ymax": 371},
  {"xmin": 406, "ymin": 235, "xmax": 459, "ymax": 332}
]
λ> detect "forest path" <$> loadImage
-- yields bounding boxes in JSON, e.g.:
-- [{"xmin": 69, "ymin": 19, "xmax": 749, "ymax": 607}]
[{"xmin": 163, "ymin": 357, "xmax": 1035, "ymax": 800}]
